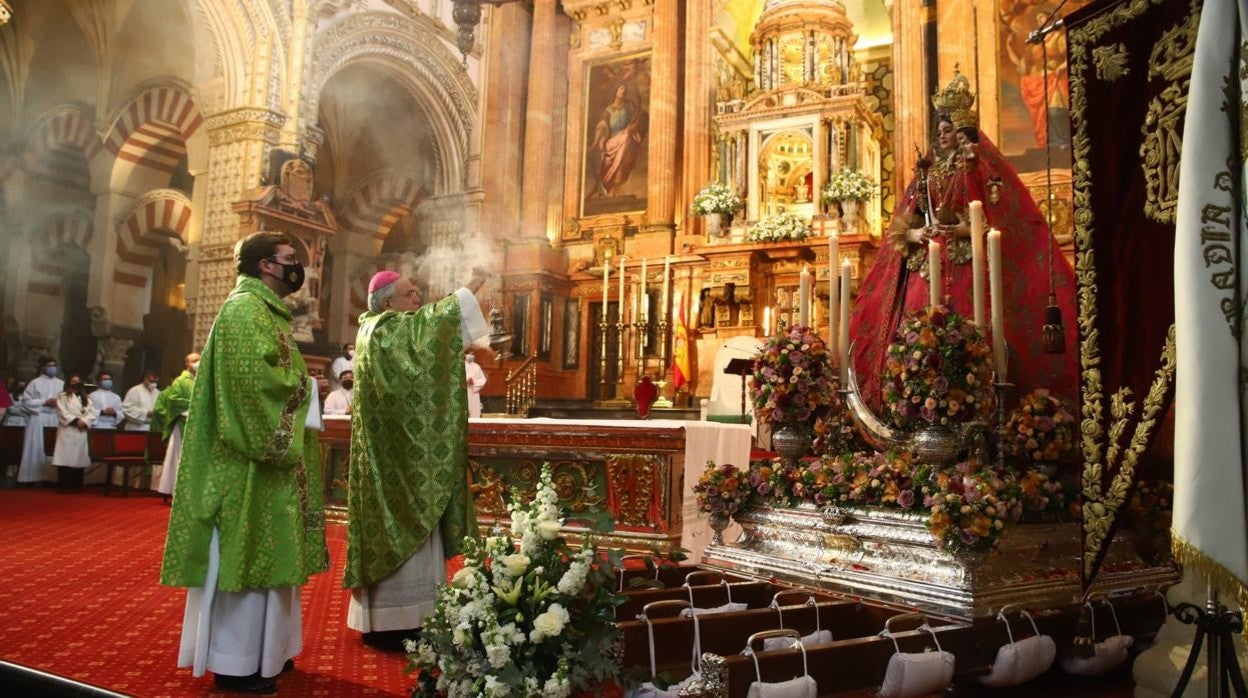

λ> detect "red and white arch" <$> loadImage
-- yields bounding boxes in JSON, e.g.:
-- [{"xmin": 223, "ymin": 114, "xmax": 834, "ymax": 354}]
[
  {"xmin": 338, "ymin": 171, "xmax": 426, "ymax": 241},
  {"xmin": 112, "ymin": 190, "xmax": 193, "ymax": 288},
  {"xmin": 103, "ymin": 83, "xmax": 204, "ymax": 177},
  {"xmin": 27, "ymin": 214, "xmax": 93, "ymax": 297},
  {"xmin": 21, "ymin": 105, "xmax": 102, "ymax": 190}
]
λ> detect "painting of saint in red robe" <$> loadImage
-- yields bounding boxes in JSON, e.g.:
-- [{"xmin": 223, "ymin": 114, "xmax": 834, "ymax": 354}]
[{"xmin": 582, "ymin": 55, "xmax": 650, "ymax": 217}]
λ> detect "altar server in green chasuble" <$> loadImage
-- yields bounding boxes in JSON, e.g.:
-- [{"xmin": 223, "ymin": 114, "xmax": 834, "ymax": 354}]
[
  {"xmin": 344, "ymin": 267, "xmax": 489, "ymax": 650},
  {"xmin": 153, "ymin": 352, "xmax": 198, "ymax": 498},
  {"xmin": 160, "ymin": 231, "xmax": 328, "ymax": 695}
]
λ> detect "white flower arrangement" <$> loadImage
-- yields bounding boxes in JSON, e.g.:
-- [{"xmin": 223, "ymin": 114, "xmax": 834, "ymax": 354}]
[
  {"xmin": 408, "ymin": 463, "xmax": 620, "ymax": 697},
  {"xmin": 691, "ymin": 182, "xmax": 745, "ymax": 216},
  {"xmin": 747, "ymin": 212, "xmax": 811, "ymax": 243},
  {"xmin": 822, "ymin": 168, "xmax": 877, "ymax": 203}
]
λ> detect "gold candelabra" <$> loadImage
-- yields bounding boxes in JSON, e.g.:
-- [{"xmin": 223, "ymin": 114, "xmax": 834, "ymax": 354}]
[{"xmin": 652, "ymin": 315, "xmax": 673, "ymax": 408}]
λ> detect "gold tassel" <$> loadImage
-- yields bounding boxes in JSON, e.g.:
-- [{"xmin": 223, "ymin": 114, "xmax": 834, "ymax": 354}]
[
  {"xmin": 1042, "ymin": 293, "xmax": 1065, "ymax": 354},
  {"xmin": 1071, "ymin": 603, "xmax": 1096, "ymax": 658},
  {"xmin": 1172, "ymin": 534, "xmax": 1248, "ymax": 639}
]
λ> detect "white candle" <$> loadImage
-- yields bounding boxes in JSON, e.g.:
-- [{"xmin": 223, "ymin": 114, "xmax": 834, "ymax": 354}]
[
  {"xmin": 602, "ymin": 252, "xmax": 611, "ymax": 310},
  {"xmin": 987, "ymin": 228, "xmax": 1007, "ymax": 380},
  {"xmin": 839, "ymin": 258, "xmax": 852, "ymax": 385},
  {"xmin": 631, "ymin": 282, "xmax": 639, "ymax": 324},
  {"xmin": 640, "ymin": 258, "xmax": 649, "ymax": 325},
  {"xmin": 763, "ymin": 306, "xmax": 772, "ymax": 335},
  {"xmin": 828, "ymin": 232, "xmax": 840, "ymax": 355},
  {"xmin": 661, "ymin": 256, "xmax": 671, "ymax": 325},
  {"xmin": 928, "ymin": 239, "xmax": 943, "ymax": 308},
  {"xmin": 618, "ymin": 255, "xmax": 626, "ymax": 320},
  {"xmin": 970, "ymin": 200, "xmax": 986, "ymax": 326},
  {"xmin": 799, "ymin": 265, "xmax": 811, "ymax": 327}
]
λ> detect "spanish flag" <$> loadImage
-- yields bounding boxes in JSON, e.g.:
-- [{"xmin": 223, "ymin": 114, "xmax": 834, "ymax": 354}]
[{"xmin": 671, "ymin": 289, "xmax": 690, "ymax": 390}]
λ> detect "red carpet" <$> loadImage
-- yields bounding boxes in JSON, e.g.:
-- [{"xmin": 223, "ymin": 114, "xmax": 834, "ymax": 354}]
[{"xmin": 0, "ymin": 487, "xmax": 412, "ymax": 697}]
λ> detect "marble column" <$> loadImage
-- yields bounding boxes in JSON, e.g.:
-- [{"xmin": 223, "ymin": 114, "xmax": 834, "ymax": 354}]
[
  {"xmin": 680, "ymin": 0, "xmax": 713, "ymax": 241},
  {"xmin": 645, "ymin": 0, "xmax": 680, "ymax": 233},
  {"xmin": 519, "ymin": 0, "xmax": 563, "ymax": 241},
  {"xmin": 482, "ymin": 3, "xmax": 532, "ymax": 240},
  {"xmin": 94, "ymin": 337, "xmax": 134, "ymax": 381}
]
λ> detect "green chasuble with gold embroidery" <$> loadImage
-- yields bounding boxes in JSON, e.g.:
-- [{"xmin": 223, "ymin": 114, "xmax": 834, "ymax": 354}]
[
  {"xmin": 160, "ymin": 275, "xmax": 328, "ymax": 591},
  {"xmin": 343, "ymin": 295, "xmax": 475, "ymax": 589},
  {"xmin": 152, "ymin": 369, "xmax": 194, "ymax": 440}
]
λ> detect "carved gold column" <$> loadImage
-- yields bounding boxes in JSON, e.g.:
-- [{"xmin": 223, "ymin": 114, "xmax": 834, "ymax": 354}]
[
  {"xmin": 644, "ymin": 0, "xmax": 679, "ymax": 234},
  {"xmin": 483, "ymin": 4, "xmax": 533, "ymax": 240},
  {"xmin": 680, "ymin": 0, "xmax": 713, "ymax": 241},
  {"xmin": 187, "ymin": 108, "xmax": 285, "ymax": 348},
  {"xmin": 519, "ymin": 0, "xmax": 562, "ymax": 241}
]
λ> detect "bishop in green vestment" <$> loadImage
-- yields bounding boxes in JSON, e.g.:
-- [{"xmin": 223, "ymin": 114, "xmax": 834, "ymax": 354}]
[
  {"xmin": 344, "ymin": 269, "xmax": 488, "ymax": 648},
  {"xmin": 160, "ymin": 232, "xmax": 328, "ymax": 693}
]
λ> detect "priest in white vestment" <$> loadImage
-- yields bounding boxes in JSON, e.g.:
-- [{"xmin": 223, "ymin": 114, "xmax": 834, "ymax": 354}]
[
  {"xmin": 3, "ymin": 380, "xmax": 28, "ymax": 427},
  {"xmin": 121, "ymin": 372, "xmax": 160, "ymax": 431},
  {"xmin": 465, "ymin": 352, "xmax": 486, "ymax": 418},
  {"xmin": 329, "ymin": 344, "xmax": 354, "ymax": 392},
  {"xmin": 88, "ymin": 371, "xmax": 123, "ymax": 429},
  {"xmin": 323, "ymin": 370, "xmax": 353, "ymax": 415},
  {"xmin": 53, "ymin": 376, "xmax": 97, "ymax": 491},
  {"xmin": 18, "ymin": 358, "xmax": 63, "ymax": 484}
]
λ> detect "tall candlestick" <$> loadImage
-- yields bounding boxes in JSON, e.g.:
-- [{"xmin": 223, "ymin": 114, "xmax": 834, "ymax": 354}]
[
  {"xmin": 987, "ymin": 228, "xmax": 1007, "ymax": 380},
  {"xmin": 640, "ymin": 256, "xmax": 648, "ymax": 314},
  {"xmin": 631, "ymin": 282, "xmax": 639, "ymax": 324},
  {"xmin": 661, "ymin": 256, "xmax": 671, "ymax": 323},
  {"xmin": 928, "ymin": 239, "xmax": 943, "ymax": 307},
  {"xmin": 969, "ymin": 200, "xmax": 986, "ymax": 326},
  {"xmin": 618, "ymin": 255, "xmax": 626, "ymax": 317},
  {"xmin": 642, "ymin": 291, "xmax": 649, "ymax": 324},
  {"xmin": 763, "ymin": 306, "xmax": 772, "ymax": 335},
  {"xmin": 798, "ymin": 265, "xmax": 811, "ymax": 327},
  {"xmin": 839, "ymin": 258, "xmax": 852, "ymax": 384},
  {"xmin": 602, "ymin": 253, "xmax": 611, "ymax": 310},
  {"xmin": 828, "ymin": 232, "xmax": 840, "ymax": 355}
]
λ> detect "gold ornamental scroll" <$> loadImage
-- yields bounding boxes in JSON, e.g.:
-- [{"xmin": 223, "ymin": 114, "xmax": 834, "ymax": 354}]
[{"xmin": 1065, "ymin": 0, "xmax": 1197, "ymax": 592}]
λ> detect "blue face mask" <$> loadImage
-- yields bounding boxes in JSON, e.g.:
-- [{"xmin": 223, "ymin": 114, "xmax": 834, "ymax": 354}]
[
  {"xmin": 44, "ymin": 366, "xmax": 57, "ymax": 378},
  {"xmin": 100, "ymin": 379, "xmax": 113, "ymax": 390}
]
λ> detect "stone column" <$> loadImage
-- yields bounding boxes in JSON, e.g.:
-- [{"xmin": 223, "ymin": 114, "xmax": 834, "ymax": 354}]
[
  {"xmin": 680, "ymin": 0, "xmax": 713, "ymax": 244},
  {"xmin": 892, "ymin": 0, "xmax": 929, "ymax": 192},
  {"xmin": 645, "ymin": 0, "xmax": 680, "ymax": 235},
  {"xmin": 187, "ymin": 107, "xmax": 286, "ymax": 348},
  {"xmin": 518, "ymin": 0, "xmax": 563, "ymax": 241},
  {"xmin": 94, "ymin": 337, "xmax": 134, "ymax": 380}
]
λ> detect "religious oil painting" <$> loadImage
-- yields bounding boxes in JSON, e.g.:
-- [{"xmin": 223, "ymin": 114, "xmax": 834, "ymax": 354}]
[
  {"xmin": 996, "ymin": 0, "xmax": 1094, "ymax": 171},
  {"xmin": 581, "ymin": 53, "xmax": 651, "ymax": 217}
]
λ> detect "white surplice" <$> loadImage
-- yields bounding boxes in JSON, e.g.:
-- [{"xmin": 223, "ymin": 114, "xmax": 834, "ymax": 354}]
[
  {"xmin": 18, "ymin": 375, "xmax": 63, "ymax": 482},
  {"xmin": 347, "ymin": 288, "xmax": 489, "ymax": 634},
  {"xmin": 53, "ymin": 394, "xmax": 97, "ymax": 468},
  {"xmin": 323, "ymin": 388, "xmax": 352, "ymax": 415},
  {"xmin": 88, "ymin": 389, "xmax": 123, "ymax": 429},
  {"xmin": 121, "ymin": 384, "xmax": 159, "ymax": 431},
  {"xmin": 157, "ymin": 420, "xmax": 185, "ymax": 495},
  {"xmin": 465, "ymin": 355, "xmax": 486, "ymax": 418}
]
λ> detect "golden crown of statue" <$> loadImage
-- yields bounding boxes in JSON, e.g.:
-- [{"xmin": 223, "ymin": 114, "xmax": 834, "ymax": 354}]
[{"xmin": 931, "ymin": 67, "xmax": 977, "ymax": 130}]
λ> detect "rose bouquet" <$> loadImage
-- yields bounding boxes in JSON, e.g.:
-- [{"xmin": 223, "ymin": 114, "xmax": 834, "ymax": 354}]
[
  {"xmin": 408, "ymin": 464, "xmax": 619, "ymax": 697},
  {"xmin": 751, "ymin": 325, "xmax": 838, "ymax": 427},
  {"xmin": 821, "ymin": 168, "xmax": 877, "ymax": 204},
  {"xmin": 1003, "ymin": 389, "xmax": 1077, "ymax": 465},
  {"xmin": 691, "ymin": 182, "xmax": 744, "ymax": 216},
  {"xmin": 693, "ymin": 460, "xmax": 752, "ymax": 517},
  {"xmin": 747, "ymin": 212, "xmax": 811, "ymax": 242},
  {"xmin": 921, "ymin": 464, "xmax": 1022, "ymax": 552},
  {"xmin": 882, "ymin": 305, "xmax": 994, "ymax": 430}
]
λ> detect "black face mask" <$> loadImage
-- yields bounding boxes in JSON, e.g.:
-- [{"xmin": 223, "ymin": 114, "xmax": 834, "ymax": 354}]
[
  {"xmin": 269, "ymin": 258, "xmax": 306, "ymax": 293},
  {"xmin": 342, "ymin": 380, "xmax": 354, "ymax": 390}
]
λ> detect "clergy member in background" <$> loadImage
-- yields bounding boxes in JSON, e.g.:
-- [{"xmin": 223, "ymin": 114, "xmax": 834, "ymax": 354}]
[
  {"xmin": 122, "ymin": 371, "xmax": 160, "ymax": 431},
  {"xmin": 153, "ymin": 353, "xmax": 199, "ymax": 499},
  {"xmin": 52, "ymin": 374, "xmax": 96, "ymax": 492},
  {"xmin": 343, "ymin": 267, "xmax": 489, "ymax": 651},
  {"xmin": 465, "ymin": 351, "xmax": 486, "ymax": 419},
  {"xmin": 17, "ymin": 357, "xmax": 63, "ymax": 485},
  {"xmin": 89, "ymin": 371, "xmax": 123, "ymax": 429},
  {"xmin": 3, "ymin": 379, "xmax": 27, "ymax": 427},
  {"xmin": 324, "ymin": 369, "xmax": 353, "ymax": 416},
  {"xmin": 161, "ymin": 231, "xmax": 328, "ymax": 695},
  {"xmin": 330, "ymin": 343, "xmax": 354, "ymax": 392}
]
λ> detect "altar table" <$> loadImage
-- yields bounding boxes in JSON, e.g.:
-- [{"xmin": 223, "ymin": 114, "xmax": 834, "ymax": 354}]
[{"xmin": 319, "ymin": 416, "xmax": 751, "ymax": 556}]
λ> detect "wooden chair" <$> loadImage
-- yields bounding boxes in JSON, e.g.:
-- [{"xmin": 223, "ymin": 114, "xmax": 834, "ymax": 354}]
[{"xmin": 96, "ymin": 431, "xmax": 149, "ymax": 497}]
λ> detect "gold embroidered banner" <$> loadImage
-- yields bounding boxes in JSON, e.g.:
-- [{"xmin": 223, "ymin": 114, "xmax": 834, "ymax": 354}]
[{"xmin": 1065, "ymin": 0, "xmax": 1197, "ymax": 592}]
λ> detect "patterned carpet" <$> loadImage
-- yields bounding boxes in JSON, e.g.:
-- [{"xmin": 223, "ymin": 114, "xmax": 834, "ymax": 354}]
[{"xmin": 0, "ymin": 487, "xmax": 413, "ymax": 697}]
